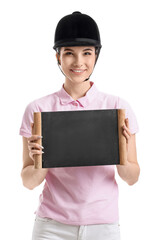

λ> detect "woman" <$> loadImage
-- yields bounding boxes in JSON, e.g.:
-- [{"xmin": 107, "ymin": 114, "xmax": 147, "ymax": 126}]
[{"xmin": 20, "ymin": 11, "xmax": 140, "ymax": 240}]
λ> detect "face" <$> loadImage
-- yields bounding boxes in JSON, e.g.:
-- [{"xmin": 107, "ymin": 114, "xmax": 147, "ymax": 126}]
[{"xmin": 56, "ymin": 46, "xmax": 97, "ymax": 83}]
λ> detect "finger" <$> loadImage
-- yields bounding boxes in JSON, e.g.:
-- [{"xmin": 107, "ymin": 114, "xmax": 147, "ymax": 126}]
[
  {"xmin": 29, "ymin": 149, "xmax": 44, "ymax": 161},
  {"xmin": 31, "ymin": 149, "xmax": 44, "ymax": 155},
  {"xmin": 27, "ymin": 135, "xmax": 42, "ymax": 142},
  {"xmin": 123, "ymin": 129, "xmax": 130, "ymax": 142},
  {"xmin": 122, "ymin": 123, "xmax": 131, "ymax": 137},
  {"xmin": 28, "ymin": 142, "xmax": 44, "ymax": 151}
]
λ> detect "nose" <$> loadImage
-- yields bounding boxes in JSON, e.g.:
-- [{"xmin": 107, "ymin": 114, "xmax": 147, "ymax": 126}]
[{"xmin": 73, "ymin": 55, "xmax": 83, "ymax": 67}]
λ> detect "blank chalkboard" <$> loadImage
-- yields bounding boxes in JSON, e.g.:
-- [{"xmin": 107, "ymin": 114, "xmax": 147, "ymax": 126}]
[{"xmin": 32, "ymin": 109, "xmax": 126, "ymax": 168}]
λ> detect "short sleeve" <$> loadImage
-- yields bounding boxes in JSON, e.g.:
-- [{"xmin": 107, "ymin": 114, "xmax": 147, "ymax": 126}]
[
  {"xmin": 19, "ymin": 101, "xmax": 40, "ymax": 138},
  {"xmin": 118, "ymin": 97, "xmax": 139, "ymax": 134}
]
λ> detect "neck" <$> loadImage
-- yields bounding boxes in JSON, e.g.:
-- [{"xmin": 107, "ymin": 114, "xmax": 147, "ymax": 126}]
[{"xmin": 63, "ymin": 79, "xmax": 92, "ymax": 101}]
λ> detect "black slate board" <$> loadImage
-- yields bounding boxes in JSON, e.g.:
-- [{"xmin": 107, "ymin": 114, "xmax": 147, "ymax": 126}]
[{"xmin": 41, "ymin": 109, "xmax": 120, "ymax": 168}]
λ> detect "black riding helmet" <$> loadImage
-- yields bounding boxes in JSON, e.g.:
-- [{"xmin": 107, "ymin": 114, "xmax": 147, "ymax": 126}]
[{"xmin": 53, "ymin": 11, "xmax": 102, "ymax": 64}]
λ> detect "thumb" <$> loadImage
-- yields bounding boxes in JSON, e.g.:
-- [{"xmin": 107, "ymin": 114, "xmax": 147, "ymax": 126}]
[
  {"xmin": 30, "ymin": 122, "xmax": 34, "ymax": 131},
  {"xmin": 125, "ymin": 118, "xmax": 130, "ymax": 129}
]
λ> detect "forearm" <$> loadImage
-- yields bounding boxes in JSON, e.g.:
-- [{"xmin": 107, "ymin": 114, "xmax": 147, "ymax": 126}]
[
  {"xmin": 21, "ymin": 165, "xmax": 48, "ymax": 190},
  {"xmin": 116, "ymin": 161, "xmax": 140, "ymax": 185}
]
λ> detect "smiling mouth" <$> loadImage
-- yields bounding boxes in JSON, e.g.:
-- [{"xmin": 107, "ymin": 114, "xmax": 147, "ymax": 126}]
[{"xmin": 70, "ymin": 69, "xmax": 86, "ymax": 74}]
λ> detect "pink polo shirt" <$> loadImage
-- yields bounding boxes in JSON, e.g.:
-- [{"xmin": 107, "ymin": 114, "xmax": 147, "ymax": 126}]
[{"xmin": 19, "ymin": 81, "xmax": 139, "ymax": 225}]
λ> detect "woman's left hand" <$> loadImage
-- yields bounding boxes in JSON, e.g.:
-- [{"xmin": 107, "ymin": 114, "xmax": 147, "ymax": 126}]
[
  {"xmin": 122, "ymin": 118, "xmax": 131, "ymax": 154},
  {"xmin": 117, "ymin": 119, "xmax": 140, "ymax": 184}
]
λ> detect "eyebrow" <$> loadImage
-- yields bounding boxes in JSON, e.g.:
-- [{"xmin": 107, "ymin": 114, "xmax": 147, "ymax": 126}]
[{"xmin": 64, "ymin": 48, "xmax": 93, "ymax": 52}]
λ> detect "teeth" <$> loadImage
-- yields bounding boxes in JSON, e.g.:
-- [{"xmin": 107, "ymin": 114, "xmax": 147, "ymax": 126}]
[{"xmin": 72, "ymin": 70, "xmax": 84, "ymax": 72}]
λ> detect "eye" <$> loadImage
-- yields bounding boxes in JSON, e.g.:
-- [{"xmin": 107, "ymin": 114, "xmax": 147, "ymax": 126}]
[
  {"xmin": 65, "ymin": 52, "xmax": 73, "ymax": 55},
  {"xmin": 84, "ymin": 52, "xmax": 92, "ymax": 55}
]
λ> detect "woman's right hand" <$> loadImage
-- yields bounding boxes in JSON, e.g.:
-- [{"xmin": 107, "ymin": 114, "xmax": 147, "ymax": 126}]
[{"xmin": 27, "ymin": 135, "xmax": 44, "ymax": 162}]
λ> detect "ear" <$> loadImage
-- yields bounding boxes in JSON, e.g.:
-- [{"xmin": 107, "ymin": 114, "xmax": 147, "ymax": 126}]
[{"xmin": 56, "ymin": 53, "xmax": 61, "ymax": 65}]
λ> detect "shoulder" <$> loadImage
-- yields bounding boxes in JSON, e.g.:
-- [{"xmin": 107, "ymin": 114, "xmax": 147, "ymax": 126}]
[
  {"xmin": 25, "ymin": 91, "xmax": 59, "ymax": 112},
  {"xmin": 97, "ymin": 90, "xmax": 138, "ymax": 132},
  {"xmin": 102, "ymin": 92, "xmax": 136, "ymax": 117},
  {"xmin": 99, "ymin": 90, "xmax": 132, "ymax": 109},
  {"xmin": 97, "ymin": 90, "xmax": 120, "ymax": 108}
]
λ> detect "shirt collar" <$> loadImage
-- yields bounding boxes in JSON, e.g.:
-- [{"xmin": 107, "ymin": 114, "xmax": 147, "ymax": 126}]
[{"xmin": 57, "ymin": 81, "xmax": 99, "ymax": 107}]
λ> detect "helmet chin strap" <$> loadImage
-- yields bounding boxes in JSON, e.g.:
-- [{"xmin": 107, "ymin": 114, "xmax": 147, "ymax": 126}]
[
  {"xmin": 57, "ymin": 61, "xmax": 94, "ymax": 82},
  {"xmin": 83, "ymin": 74, "xmax": 92, "ymax": 82}
]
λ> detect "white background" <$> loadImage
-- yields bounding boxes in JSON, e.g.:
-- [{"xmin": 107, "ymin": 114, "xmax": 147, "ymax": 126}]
[{"xmin": 0, "ymin": 0, "xmax": 155, "ymax": 239}]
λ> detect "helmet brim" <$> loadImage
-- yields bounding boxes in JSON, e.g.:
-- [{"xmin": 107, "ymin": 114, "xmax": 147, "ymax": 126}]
[{"xmin": 53, "ymin": 38, "xmax": 102, "ymax": 50}]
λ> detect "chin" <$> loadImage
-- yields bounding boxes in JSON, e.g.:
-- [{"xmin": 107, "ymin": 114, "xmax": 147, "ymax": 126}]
[{"xmin": 66, "ymin": 78, "xmax": 85, "ymax": 84}]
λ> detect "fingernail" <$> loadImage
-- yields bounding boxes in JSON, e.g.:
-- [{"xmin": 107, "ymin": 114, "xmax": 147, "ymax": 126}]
[
  {"xmin": 42, "ymin": 151, "xmax": 44, "ymax": 154},
  {"xmin": 38, "ymin": 136, "xmax": 43, "ymax": 139}
]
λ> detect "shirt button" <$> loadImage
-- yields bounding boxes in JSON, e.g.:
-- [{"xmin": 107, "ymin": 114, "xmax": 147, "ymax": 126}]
[{"xmin": 73, "ymin": 102, "xmax": 78, "ymax": 106}]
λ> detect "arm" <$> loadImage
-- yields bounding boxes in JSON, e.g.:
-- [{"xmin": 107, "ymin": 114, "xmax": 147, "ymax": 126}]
[
  {"xmin": 116, "ymin": 118, "xmax": 140, "ymax": 185},
  {"xmin": 21, "ymin": 136, "xmax": 48, "ymax": 190}
]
